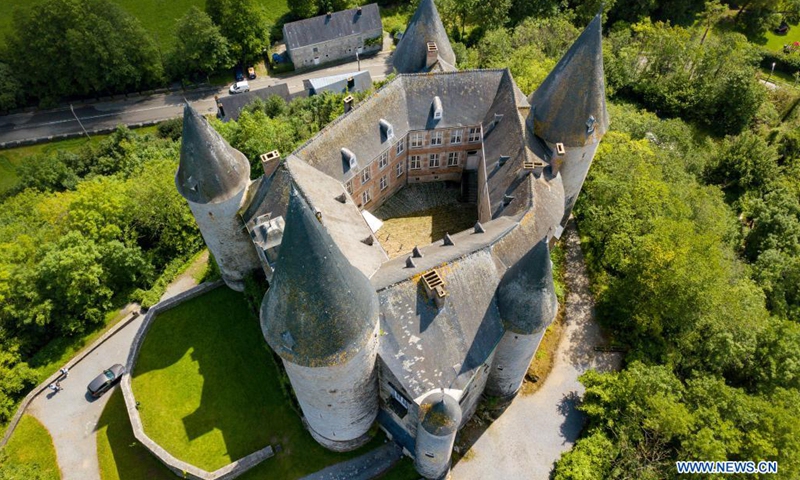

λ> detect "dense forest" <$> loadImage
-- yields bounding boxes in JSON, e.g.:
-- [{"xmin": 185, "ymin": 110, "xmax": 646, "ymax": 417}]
[{"xmin": 1, "ymin": 0, "xmax": 799, "ymax": 477}]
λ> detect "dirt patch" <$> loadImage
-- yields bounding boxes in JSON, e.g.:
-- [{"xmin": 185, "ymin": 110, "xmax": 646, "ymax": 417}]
[
  {"xmin": 521, "ymin": 304, "xmax": 566, "ymax": 396},
  {"xmin": 376, "ymin": 203, "xmax": 477, "ymax": 259}
]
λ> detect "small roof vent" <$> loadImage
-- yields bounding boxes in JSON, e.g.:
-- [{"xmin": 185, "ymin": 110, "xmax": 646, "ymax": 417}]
[
  {"xmin": 406, "ymin": 256, "xmax": 416, "ymax": 268},
  {"xmin": 586, "ymin": 115, "xmax": 596, "ymax": 134},
  {"xmin": 443, "ymin": 233, "xmax": 454, "ymax": 246},
  {"xmin": 503, "ymin": 194, "xmax": 515, "ymax": 206},
  {"xmin": 379, "ymin": 118, "xmax": 394, "ymax": 140},
  {"xmin": 412, "ymin": 246, "xmax": 423, "ymax": 258},
  {"xmin": 556, "ymin": 142, "xmax": 566, "ymax": 155},
  {"xmin": 342, "ymin": 148, "xmax": 358, "ymax": 170},
  {"xmin": 432, "ymin": 96, "xmax": 443, "ymax": 120},
  {"xmin": 422, "ymin": 269, "xmax": 447, "ymax": 309},
  {"xmin": 335, "ymin": 192, "xmax": 347, "ymax": 203},
  {"xmin": 474, "ymin": 222, "xmax": 485, "ymax": 233},
  {"xmin": 498, "ymin": 155, "xmax": 510, "ymax": 166},
  {"xmin": 362, "ymin": 235, "xmax": 375, "ymax": 246}
]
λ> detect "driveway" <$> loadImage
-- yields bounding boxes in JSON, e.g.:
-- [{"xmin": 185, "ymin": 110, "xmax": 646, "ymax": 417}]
[
  {"xmin": 27, "ymin": 310, "xmax": 145, "ymax": 480},
  {"xmin": 0, "ymin": 47, "xmax": 395, "ymax": 146},
  {"xmin": 450, "ymin": 221, "xmax": 622, "ymax": 480}
]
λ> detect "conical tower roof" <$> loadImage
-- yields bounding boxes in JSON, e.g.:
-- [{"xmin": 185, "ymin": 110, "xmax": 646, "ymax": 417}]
[
  {"xmin": 176, "ymin": 105, "xmax": 250, "ymax": 204},
  {"xmin": 497, "ymin": 239, "xmax": 558, "ymax": 335},
  {"xmin": 392, "ymin": 0, "xmax": 456, "ymax": 73},
  {"xmin": 527, "ymin": 13, "xmax": 608, "ymax": 147},
  {"xmin": 262, "ymin": 189, "xmax": 379, "ymax": 367},
  {"xmin": 420, "ymin": 391, "xmax": 462, "ymax": 436}
]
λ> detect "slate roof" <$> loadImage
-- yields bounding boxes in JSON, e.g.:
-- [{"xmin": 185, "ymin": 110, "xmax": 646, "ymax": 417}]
[
  {"xmin": 218, "ymin": 83, "xmax": 292, "ymax": 122},
  {"xmin": 392, "ymin": 0, "xmax": 456, "ymax": 73},
  {"xmin": 176, "ymin": 105, "xmax": 250, "ymax": 204},
  {"xmin": 283, "ymin": 4, "xmax": 382, "ymax": 51},
  {"xmin": 261, "ymin": 189, "xmax": 380, "ymax": 367},
  {"xmin": 307, "ymin": 70, "xmax": 373, "ymax": 95},
  {"xmin": 528, "ymin": 13, "xmax": 608, "ymax": 146},
  {"xmin": 420, "ymin": 392, "xmax": 462, "ymax": 436},
  {"xmin": 497, "ymin": 239, "xmax": 558, "ymax": 335}
]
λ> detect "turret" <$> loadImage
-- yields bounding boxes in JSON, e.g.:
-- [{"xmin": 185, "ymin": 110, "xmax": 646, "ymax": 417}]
[
  {"xmin": 414, "ymin": 391, "xmax": 462, "ymax": 479},
  {"xmin": 527, "ymin": 13, "xmax": 608, "ymax": 226},
  {"xmin": 393, "ymin": 0, "xmax": 456, "ymax": 73},
  {"xmin": 486, "ymin": 239, "xmax": 558, "ymax": 400},
  {"xmin": 176, "ymin": 105, "xmax": 260, "ymax": 291},
  {"xmin": 261, "ymin": 189, "xmax": 379, "ymax": 451}
]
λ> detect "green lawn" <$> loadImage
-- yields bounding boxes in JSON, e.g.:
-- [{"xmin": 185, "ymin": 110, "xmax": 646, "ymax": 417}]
[
  {"xmin": 0, "ymin": 0, "xmax": 289, "ymax": 51},
  {"xmin": 0, "ymin": 125, "xmax": 158, "ymax": 196},
  {"xmin": 0, "ymin": 415, "xmax": 61, "ymax": 480},
  {"xmin": 763, "ymin": 22, "xmax": 800, "ymax": 52},
  {"xmin": 113, "ymin": 286, "xmax": 383, "ymax": 478}
]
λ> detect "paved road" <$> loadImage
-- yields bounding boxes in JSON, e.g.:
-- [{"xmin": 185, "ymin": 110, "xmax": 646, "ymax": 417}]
[
  {"xmin": 0, "ymin": 46, "xmax": 394, "ymax": 146},
  {"xmin": 451, "ymin": 221, "xmax": 622, "ymax": 480},
  {"xmin": 27, "ymin": 308, "xmax": 144, "ymax": 480}
]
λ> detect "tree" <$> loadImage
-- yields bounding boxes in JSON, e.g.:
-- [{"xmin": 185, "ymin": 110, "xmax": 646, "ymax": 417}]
[
  {"xmin": 0, "ymin": 63, "xmax": 24, "ymax": 111},
  {"xmin": 6, "ymin": 0, "xmax": 162, "ymax": 103},
  {"xmin": 705, "ymin": 131, "xmax": 779, "ymax": 196},
  {"xmin": 289, "ymin": 0, "xmax": 318, "ymax": 19},
  {"xmin": 206, "ymin": 0, "xmax": 271, "ymax": 63},
  {"xmin": 699, "ymin": 0, "xmax": 725, "ymax": 44},
  {"xmin": 170, "ymin": 7, "xmax": 232, "ymax": 80}
]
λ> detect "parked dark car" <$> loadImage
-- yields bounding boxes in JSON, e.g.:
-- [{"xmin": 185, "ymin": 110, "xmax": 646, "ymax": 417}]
[
  {"xmin": 234, "ymin": 65, "xmax": 244, "ymax": 82},
  {"xmin": 87, "ymin": 364, "xmax": 125, "ymax": 398},
  {"xmin": 247, "ymin": 66, "xmax": 256, "ymax": 80}
]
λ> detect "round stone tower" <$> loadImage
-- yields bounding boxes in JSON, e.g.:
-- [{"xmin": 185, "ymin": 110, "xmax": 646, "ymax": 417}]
[
  {"xmin": 175, "ymin": 105, "xmax": 259, "ymax": 291},
  {"xmin": 486, "ymin": 239, "xmax": 558, "ymax": 400},
  {"xmin": 262, "ymin": 189, "xmax": 379, "ymax": 452},
  {"xmin": 414, "ymin": 391, "xmax": 462, "ymax": 479}
]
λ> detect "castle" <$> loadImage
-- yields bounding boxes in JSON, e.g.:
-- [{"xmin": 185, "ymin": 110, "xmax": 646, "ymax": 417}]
[{"xmin": 176, "ymin": 1, "xmax": 607, "ymax": 478}]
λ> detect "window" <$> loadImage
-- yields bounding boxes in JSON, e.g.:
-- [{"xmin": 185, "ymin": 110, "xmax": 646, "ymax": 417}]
[
  {"xmin": 362, "ymin": 189, "xmax": 372, "ymax": 205},
  {"xmin": 410, "ymin": 155, "xmax": 421, "ymax": 170},
  {"xmin": 450, "ymin": 129, "xmax": 463, "ymax": 144},
  {"xmin": 430, "ymin": 130, "xmax": 443, "ymax": 146},
  {"xmin": 447, "ymin": 151, "xmax": 460, "ymax": 166},
  {"xmin": 380, "ymin": 175, "xmax": 388, "ymax": 190},
  {"xmin": 396, "ymin": 161, "xmax": 404, "ymax": 177},
  {"xmin": 411, "ymin": 132, "xmax": 424, "ymax": 148},
  {"xmin": 345, "ymin": 180, "xmax": 353, "ymax": 194},
  {"xmin": 361, "ymin": 167, "xmax": 371, "ymax": 184},
  {"xmin": 396, "ymin": 141, "xmax": 405, "ymax": 155},
  {"xmin": 429, "ymin": 153, "xmax": 440, "ymax": 168},
  {"xmin": 378, "ymin": 151, "xmax": 388, "ymax": 170},
  {"xmin": 468, "ymin": 127, "xmax": 481, "ymax": 143}
]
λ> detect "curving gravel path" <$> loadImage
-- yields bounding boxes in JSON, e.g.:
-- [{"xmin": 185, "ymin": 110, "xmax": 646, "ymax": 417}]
[{"xmin": 450, "ymin": 220, "xmax": 622, "ymax": 480}]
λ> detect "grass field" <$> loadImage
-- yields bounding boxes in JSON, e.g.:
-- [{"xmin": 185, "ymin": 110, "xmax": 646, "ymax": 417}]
[
  {"xmin": 0, "ymin": 415, "xmax": 61, "ymax": 480},
  {"xmin": 112, "ymin": 286, "xmax": 382, "ymax": 478},
  {"xmin": 0, "ymin": 0, "xmax": 289, "ymax": 51},
  {"xmin": 763, "ymin": 22, "xmax": 800, "ymax": 52}
]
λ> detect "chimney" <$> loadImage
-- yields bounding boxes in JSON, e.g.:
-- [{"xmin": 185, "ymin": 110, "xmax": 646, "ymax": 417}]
[
  {"xmin": 326, "ymin": 11, "xmax": 332, "ymax": 19},
  {"xmin": 357, "ymin": 6, "xmax": 362, "ymax": 15},
  {"xmin": 259, "ymin": 150, "xmax": 281, "ymax": 177},
  {"xmin": 426, "ymin": 42, "xmax": 439, "ymax": 69},
  {"xmin": 343, "ymin": 95, "xmax": 354, "ymax": 113}
]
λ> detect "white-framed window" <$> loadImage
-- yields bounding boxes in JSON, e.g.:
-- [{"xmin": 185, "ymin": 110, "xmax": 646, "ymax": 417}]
[
  {"xmin": 450, "ymin": 129, "xmax": 463, "ymax": 144},
  {"xmin": 345, "ymin": 180, "xmax": 353, "ymax": 194},
  {"xmin": 378, "ymin": 151, "xmax": 388, "ymax": 170},
  {"xmin": 468, "ymin": 127, "xmax": 481, "ymax": 143},
  {"xmin": 361, "ymin": 167, "xmax": 371, "ymax": 184},
  {"xmin": 362, "ymin": 188, "xmax": 372, "ymax": 204},
  {"xmin": 429, "ymin": 153, "xmax": 440, "ymax": 168},
  {"xmin": 447, "ymin": 151, "xmax": 460, "ymax": 166},
  {"xmin": 396, "ymin": 140, "xmax": 405, "ymax": 155},
  {"xmin": 410, "ymin": 155, "xmax": 421, "ymax": 170},
  {"xmin": 380, "ymin": 175, "xmax": 388, "ymax": 190},
  {"xmin": 411, "ymin": 132, "xmax": 424, "ymax": 148},
  {"xmin": 430, "ymin": 130, "xmax": 443, "ymax": 146},
  {"xmin": 396, "ymin": 161, "xmax": 404, "ymax": 177}
]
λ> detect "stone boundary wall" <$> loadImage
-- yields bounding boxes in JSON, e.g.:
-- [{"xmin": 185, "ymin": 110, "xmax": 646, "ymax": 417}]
[
  {"xmin": 121, "ymin": 280, "xmax": 275, "ymax": 480},
  {"xmin": 0, "ymin": 307, "xmax": 141, "ymax": 448}
]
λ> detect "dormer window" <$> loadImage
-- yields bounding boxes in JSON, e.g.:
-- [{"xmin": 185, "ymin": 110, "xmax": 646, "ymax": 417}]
[
  {"xmin": 433, "ymin": 96, "xmax": 443, "ymax": 120},
  {"xmin": 342, "ymin": 148, "xmax": 357, "ymax": 170},
  {"xmin": 586, "ymin": 115, "xmax": 596, "ymax": 134},
  {"xmin": 379, "ymin": 118, "xmax": 394, "ymax": 140}
]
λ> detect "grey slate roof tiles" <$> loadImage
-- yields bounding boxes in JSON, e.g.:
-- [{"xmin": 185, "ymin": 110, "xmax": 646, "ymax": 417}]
[
  {"xmin": 283, "ymin": 3, "xmax": 382, "ymax": 51},
  {"xmin": 176, "ymin": 104, "xmax": 250, "ymax": 204}
]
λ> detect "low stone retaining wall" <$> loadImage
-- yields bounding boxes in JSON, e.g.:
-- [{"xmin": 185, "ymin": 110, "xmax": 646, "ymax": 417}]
[
  {"xmin": 0, "ymin": 119, "xmax": 166, "ymax": 150},
  {"xmin": 120, "ymin": 280, "xmax": 275, "ymax": 480},
  {"xmin": 0, "ymin": 306, "xmax": 141, "ymax": 448}
]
